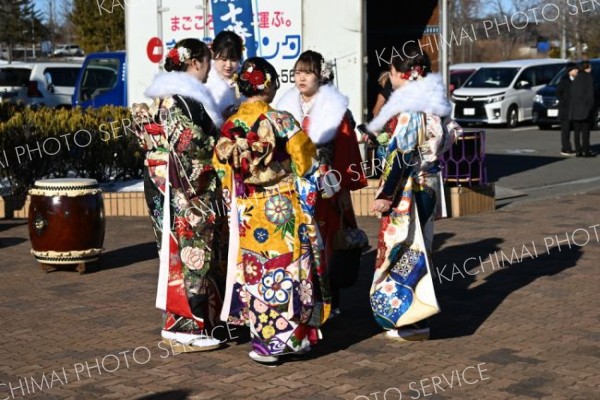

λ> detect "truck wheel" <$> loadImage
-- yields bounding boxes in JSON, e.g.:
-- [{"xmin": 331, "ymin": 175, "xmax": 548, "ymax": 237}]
[
  {"xmin": 506, "ymin": 106, "xmax": 518, "ymax": 128},
  {"xmin": 537, "ymin": 123, "xmax": 551, "ymax": 130}
]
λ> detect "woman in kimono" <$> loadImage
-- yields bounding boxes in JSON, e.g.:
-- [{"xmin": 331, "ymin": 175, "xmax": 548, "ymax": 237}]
[
  {"xmin": 132, "ymin": 39, "xmax": 224, "ymax": 350},
  {"xmin": 277, "ymin": 50, "xmax": 367, "ymax": 316},
  {"xmin": 367, "ymin": 47, "xmax": 460, "ymax": 341},
  {"xmin": 214, "ymin": 57, "xmax": 327, "ymax": 364},
  {"xmin": 206, "ymin": 30, "xmax": 243, "ymax": 120}
]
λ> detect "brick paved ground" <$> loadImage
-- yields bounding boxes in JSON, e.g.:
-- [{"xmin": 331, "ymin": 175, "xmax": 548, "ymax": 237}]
[{"xmin": 0, "ymin": 190, "xmax": 599, "ymax": 400}]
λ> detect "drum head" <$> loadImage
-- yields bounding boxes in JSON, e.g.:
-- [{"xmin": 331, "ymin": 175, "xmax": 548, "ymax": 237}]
[
  {"xmin": 29, "ymin": 178, "xmax": 101, "ymax": 197},
  {"xmin": 33, "ymin": 178, "xmax": 99, "ymax": 188}
]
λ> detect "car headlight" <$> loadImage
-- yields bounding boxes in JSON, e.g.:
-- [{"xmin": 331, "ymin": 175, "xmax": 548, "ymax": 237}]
[
  {"xmin": 533, "ymin": 94, "xmax": 543, "ymax": 104},
  {"xmin": 487, "ymin": 95, "xmax": 505, "ymax": 104}
]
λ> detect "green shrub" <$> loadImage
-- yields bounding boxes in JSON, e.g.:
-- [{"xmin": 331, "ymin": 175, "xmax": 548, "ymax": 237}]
[{"xmin": 0, "ymin": 104, "xmax": 144, "ymax": 195}]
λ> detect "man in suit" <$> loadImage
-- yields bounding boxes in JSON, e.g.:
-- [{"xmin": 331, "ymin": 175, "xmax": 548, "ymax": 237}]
[
  {"xmin": 556, "ymin": 62, "xmax": 579, "ymax": 156},
  {"xmin": 573, "ymin": 62, "xmax": 595, "ymax": 157},
  {"xmin": 557, "ymin": 62, "xmax": 595, "ymax": 157},
  {"xmin": 579, "ymin": 61, "xmax": 596, "ymax": 156}
]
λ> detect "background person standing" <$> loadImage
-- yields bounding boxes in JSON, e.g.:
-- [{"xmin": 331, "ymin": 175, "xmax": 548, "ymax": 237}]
[
  {"xmin": 579, "ymin": 61, "xmax": 597, "ymax": 157},
  {"xmin": 556, "ymin": 63, "xmax": 578, "ymax": 157},
  {"xmin": 557, "ymin": 62, "xmax": 595, "ymax": 157}
]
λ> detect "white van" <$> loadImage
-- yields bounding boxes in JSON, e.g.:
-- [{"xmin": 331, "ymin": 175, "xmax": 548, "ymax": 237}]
[
  {"xmin": 451, "ymin": 59, "xmax": 567, "ymax": 128},
  {"xmin": 449, "ymin": 62, "xmax": 489, "ymax": 94},
  {"xmin": 0, "ymin": 62, "xmax": 82, "ymax": 108}
]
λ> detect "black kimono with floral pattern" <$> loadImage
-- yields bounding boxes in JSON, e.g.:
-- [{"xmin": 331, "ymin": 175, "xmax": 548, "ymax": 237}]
[{"xmin": 133, "ymin": 93, "xmax": 226, "ymax": 334}]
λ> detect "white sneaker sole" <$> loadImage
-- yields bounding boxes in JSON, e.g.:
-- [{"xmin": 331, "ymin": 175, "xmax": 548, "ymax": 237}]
[
  {"xmin": 385, "ymin": 328, "xmax": 430, "ymax": 341},
  {"xmin": 161, "ymin": 330, "xmax": 221, "ymax": 351},
  {"xmin": 249, "ymin": 351, "xmax": 279, "ymax": 365}
]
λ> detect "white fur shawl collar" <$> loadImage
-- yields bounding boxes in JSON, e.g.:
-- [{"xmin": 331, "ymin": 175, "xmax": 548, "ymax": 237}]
[
  {"xmin": 367, "ymin": 73, "xmax": 451, "ymax": 132},
  {"xmin": 277, "ymin": 83, "xmax": 349, "ymax": 145},
  {"xmin": 145, "ymin": 71, "xmax": 223, "ymax": 128},
  {"xmin": 205, "ymin": 66, "xmax": 237, "ymax": 117}
]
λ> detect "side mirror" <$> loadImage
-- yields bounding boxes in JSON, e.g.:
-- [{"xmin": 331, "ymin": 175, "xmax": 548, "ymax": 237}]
[
  {"xmin": 44, "ymin": 72, "xmax": 54, "ymax": 93},
  {"xmin": 517, "ymin": 80, "xmax": 531, "ymax": 89}
]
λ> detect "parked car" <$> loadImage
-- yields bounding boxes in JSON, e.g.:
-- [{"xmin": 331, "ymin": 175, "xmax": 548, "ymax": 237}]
[
  {"xmin": 0, "ymin": 62, "xmax": 82, "ymax": 108},
  {"xmin": 449, "ymin": 63, "xmax": 488, "ymax": 94},
  {"xmin": 53, "ymin": 44, "xmax": 84, "ymax": 57},
  {"xmin": 532, "ymin": 59, "xmax": 600, "ymax": 130},
  {"xmin": 452, "ymin": 59, "xmax": 567, "ymax": 128}
]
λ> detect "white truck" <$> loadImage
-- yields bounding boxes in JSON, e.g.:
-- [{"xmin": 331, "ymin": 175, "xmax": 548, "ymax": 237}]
[{"xmin": 75, "ymin": 0, "xmax": 442, "ymax": 125}]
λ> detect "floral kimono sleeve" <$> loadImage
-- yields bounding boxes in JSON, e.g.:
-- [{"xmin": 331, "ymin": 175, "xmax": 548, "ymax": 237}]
[
  {"xmin": 271, "ymin": 112, "xmax": 316, "ymax": 177},
  {"xmin": 376, "ymin": 112, "xmax": 422, "ymax": 201}
]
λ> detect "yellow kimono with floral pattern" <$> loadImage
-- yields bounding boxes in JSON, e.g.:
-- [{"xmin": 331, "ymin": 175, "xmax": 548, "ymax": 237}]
[{"xmin": 214, "ymin": 101, "xmax": 329, "ymax": 356}]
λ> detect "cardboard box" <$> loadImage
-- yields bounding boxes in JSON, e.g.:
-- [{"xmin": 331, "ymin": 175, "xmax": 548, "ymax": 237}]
[{"xmin": 445, "ymin": 183, "xmax": 495, "ymax": 217}]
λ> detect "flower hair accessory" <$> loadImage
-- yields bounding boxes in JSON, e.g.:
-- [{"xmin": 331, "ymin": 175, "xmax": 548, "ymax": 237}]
[
  {"xmin": 400, "ymin": 65, "xmax": 425, "ymax": 81},
  {"xmin": 239, "ymin": 63, "xmax": 272, "ymax": 90},
  {"xmin": 320, "ymin": 59, "xmax": 334, "ymax": 84},
  {"xmin": 167, "ymin": 46, "xmax": 191, "ymax": 66}
]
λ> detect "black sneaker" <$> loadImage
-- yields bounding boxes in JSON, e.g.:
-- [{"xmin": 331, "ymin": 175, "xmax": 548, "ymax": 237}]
[
  {"xmin": 583, "ymin": 152, "xmax": 596, "ymax": 158},
  {"xmin": 560, "ymin": 150, "xmax": 576, "ymax": 156},
  {"xmin": 576, "ymin": 152, "xmax": 584, "ymax": 157}
]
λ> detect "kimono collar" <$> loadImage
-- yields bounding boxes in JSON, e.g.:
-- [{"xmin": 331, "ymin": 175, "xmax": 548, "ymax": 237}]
[
  {"xmin": 367, "ymin": 73, "xmax": 451, "ymax": 132},
  {"xmin": 144, "ymin": 71, "xmax": 223, "ymax": 128},
  {"xmin": 276, "ymin": 83, "xmax": 349, "ymax": 145}
]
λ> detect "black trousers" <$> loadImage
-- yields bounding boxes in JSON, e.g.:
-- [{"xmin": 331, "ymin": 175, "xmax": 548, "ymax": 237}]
[
  {"xmin": 573, "ymin": 120, "xmax": 591, "ymax": 153},
  {"xmin": 560, "ymin": 120, "xmax": 573, "ymax": 152}
]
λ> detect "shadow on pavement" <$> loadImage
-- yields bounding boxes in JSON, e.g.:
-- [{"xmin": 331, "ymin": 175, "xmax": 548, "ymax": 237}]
[
  {"xmin": 0, "ymin": 220, "xmax": 27, "ymax": 233},
  {"xmin": 0, "ymin": 237, "xmax": 27, "ymax": 249},
  {"xmin": 309, "ymin": 231, "xmax": 464, "ymax": 357},
  {"xmin": 432, "ymin": 242, "xmax": 582, "ymax": 340},
  {"xmin": 433, "ymin": 232, "xmax": 456, "ymax": 252},
  {"xmin": 311, "ymin": 249, "xmax": 382, "ymax": 357},
  {"xmin": 486, "ymin": 154, "xmax": 564, "ymax": 181},
  {"xmin": 87, "ymin": 242, "xmax": 157, "ymax": 273},
  {"xmin": 135, "ymin": 390, "xmax": 191, "ymax": 400}
]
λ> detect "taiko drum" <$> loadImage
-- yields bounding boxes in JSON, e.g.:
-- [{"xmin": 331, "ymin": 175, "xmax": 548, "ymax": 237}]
[{"xmin": 28, "ymin": 178, "xmax": 105, "ymax": 267}]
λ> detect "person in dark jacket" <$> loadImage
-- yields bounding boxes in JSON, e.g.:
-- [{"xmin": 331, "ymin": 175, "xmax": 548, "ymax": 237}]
[
  {"xmin": 580, "ymin": 61, "xmax": 597, "ymax": 155},
  {"xmin": 557, "ymin": 62, "xmax": 595, "ymax": 157}
]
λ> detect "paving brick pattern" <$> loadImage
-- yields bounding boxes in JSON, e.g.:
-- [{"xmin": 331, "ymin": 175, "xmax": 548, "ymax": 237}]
[{"xmin": 1, "ymin": 191, "xmax": 599, "ymax": 399}]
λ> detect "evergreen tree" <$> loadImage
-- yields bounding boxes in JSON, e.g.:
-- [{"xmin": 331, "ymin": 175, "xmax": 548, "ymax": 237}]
[
  {"xmin": 0, "ymin": 0, "xmax": 46, "ymax": 62},
  {"xmin": 70, "ymin": 0, "xmax": 125, "ymax": 53}
]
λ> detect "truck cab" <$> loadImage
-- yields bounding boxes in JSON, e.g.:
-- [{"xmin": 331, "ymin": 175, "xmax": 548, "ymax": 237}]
[{"xmin": 72, "ymin": 52, "xmax": 126, "ymax": 108}]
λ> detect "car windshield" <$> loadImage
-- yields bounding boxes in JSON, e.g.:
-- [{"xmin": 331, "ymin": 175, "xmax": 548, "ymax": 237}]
[
  {"xmin": 450, "ymin": 70, "xmax": 475, "ymax": 87},
  {"xmin": 549, "ymin": 68, "xmax": 566, "ymax": 86},
  {"xmin": 0, "ymin": 68, "xmax": 31, "ymax": 86},
  {"xmin": 464, "ymin": 67, "xmax": 519, "ymax": 88},
  {"xmin": 78, "ymin": 58, "xmax": 120, "ymax": 102}
]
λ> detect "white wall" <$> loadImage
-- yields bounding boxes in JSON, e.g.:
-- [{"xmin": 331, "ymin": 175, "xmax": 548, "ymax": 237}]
[{"xmin": 302, "ymin": 0, "xmax": 365, "ymax": 124}]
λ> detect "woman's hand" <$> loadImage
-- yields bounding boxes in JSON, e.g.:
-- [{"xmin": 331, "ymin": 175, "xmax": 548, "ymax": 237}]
[{"xmin": 371, "ymin": 199, "xmax": 392, "ymax": 213}]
